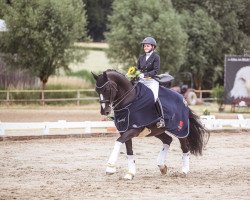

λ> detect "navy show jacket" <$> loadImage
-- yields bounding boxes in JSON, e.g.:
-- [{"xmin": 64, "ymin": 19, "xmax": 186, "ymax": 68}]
[{"xmin": 137, "ymin": 52, "xmax": 160, "ymax": 78}]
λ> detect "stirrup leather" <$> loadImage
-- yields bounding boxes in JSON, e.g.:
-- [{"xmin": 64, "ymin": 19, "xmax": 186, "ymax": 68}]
[{"xmin": 155, "ymin": 98, "xmax": 165, "ymax": 128}]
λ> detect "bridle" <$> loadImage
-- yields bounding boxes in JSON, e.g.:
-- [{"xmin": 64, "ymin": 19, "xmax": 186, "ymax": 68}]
[
  {"xmin": 96, "ymin": 80, "xmax": 137, "ymax": 110},
  {"xmin": 96, "ymin": 80, "xmax": 118, "ymax": 105}
]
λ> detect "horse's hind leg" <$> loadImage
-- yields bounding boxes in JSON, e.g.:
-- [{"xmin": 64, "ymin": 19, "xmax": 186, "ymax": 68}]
[
  {"xmin": 179, "ymin": 137, "xmax": 190, "ymax": 174},
  {"xmin": 155, "ymin": 132, "xmax": 173, "ymax": 175}
]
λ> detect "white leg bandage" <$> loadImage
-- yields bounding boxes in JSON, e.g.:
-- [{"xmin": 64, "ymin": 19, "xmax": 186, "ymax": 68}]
[
  {"xmin": 127, "ymin": 155, "xmax": 136, "ymax": 175},
  {"xmin": 124, "ymin": 155, "xmax": 136, "ymax": 180},
  {"xmin": 107, "ymin": 141, "xmax": 122, "ymax": 165},
  {"xmin": 182, "ymin": 152, "xmax": 190, "ymax": 174},
  {"xmin": 157, "ymin": 144, "xmax": 170, "ymax": 166}
]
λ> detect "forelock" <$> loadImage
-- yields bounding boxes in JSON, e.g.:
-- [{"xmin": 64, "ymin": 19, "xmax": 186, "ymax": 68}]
[{"xmin": 96, "ymin": 74, "xmax": 107, "ymax": 87}]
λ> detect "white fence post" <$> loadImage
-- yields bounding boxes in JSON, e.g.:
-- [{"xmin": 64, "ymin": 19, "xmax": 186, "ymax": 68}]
[
  {"xmin": 44, "ymin": 122, "xmax": 50, "ymax": 135},
  {"xmin": 0, "ymin": 121, "xmax": 5, "ymax": 135},
  {"xmin": 84, "ymin": 121, "xmax": 91, "ymax": 134}
]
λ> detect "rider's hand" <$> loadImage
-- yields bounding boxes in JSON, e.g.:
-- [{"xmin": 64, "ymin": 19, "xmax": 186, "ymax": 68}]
[{"xmin": 138, "ymin": 73, "xmax": 144, "ymax": 79}]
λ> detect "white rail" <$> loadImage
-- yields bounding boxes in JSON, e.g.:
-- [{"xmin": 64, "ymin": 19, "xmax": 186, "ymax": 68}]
[
  {"xmin": 200, "ymin": 114, "xmax": 250, "ymax": 130},
  {"xmin": 0, "ymin": 120, "xmax": 116, "ymax": 136},
  {"xmin": 0, "ymin": 115, "xmax": 249, "ymax": 136}
]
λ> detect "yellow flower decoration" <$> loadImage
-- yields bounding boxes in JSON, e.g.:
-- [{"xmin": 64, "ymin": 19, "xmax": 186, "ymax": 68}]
[
  {"xmin": 127, "ymin": 66, "xmax": 136, "ymax": 75},
  {"xmin": 203, "ymin": 108, "xmax": 210, "ymax": 115},
  {"xmin": 126, "ymin": 66, "xmax": 140, "ymax": 81}
]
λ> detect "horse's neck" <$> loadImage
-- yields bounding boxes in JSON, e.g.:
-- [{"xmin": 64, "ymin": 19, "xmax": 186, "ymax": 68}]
[{"xmin": 108, "ymin": 71, "xmax": 136, "ymax": 107}]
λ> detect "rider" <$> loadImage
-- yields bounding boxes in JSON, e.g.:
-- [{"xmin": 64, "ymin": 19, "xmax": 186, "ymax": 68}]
[{"xmin": 137, "ymin": 36, "xmax": 165, "ymax": 128}]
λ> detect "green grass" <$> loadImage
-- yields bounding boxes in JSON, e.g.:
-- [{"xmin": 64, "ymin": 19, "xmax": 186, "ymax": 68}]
[
  {"xmin": 65, "ymin": 69, "xmax": 95, "ymax": 84},
  {"xmin": 47, "ymin": 75, "xmax": 93, "ymax": 89},
  {"xmin": 69, "ymin": 50, "xmax": 122, "ymax": 73}
]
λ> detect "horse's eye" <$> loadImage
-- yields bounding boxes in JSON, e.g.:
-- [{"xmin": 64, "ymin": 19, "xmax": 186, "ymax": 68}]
[{"xmin": 103, "ymin": 87, "xmax": 110, "ymax": 93}]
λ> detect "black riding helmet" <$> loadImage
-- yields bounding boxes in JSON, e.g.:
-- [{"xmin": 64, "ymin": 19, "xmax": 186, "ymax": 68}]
[{"xmin": 141, "ymin": 37, "xmax": 157, "ymax": 48}]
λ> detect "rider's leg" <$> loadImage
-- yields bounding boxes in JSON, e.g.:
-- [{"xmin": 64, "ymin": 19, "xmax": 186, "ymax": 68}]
[
  {"xmin": 147, "ymin": 80, "xmax": 165, "ymax": 128},
  {"xmin": 139, "ymin": 78, "xmax": 165, "ymax": 128},
  {"xmin": 139, "ymin": 78, "xmax": 158, "ymax": 101}
]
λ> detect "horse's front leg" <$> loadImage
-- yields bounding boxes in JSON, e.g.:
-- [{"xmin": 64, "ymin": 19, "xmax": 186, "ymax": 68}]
[
  {"xmin": 106, "ymin": 140, "xmax": 122, "ymax": 175},
  {"xmin": 123, "ymin": 139, "xmax": 136, "ymax": 180},
  {"xmin": 106, "ymin": 128, "xmax": 142, "ymax": 178}
]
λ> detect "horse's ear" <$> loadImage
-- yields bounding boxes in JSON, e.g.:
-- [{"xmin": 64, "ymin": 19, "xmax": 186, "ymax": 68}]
[
  {"xmin": 103, "ymin": 71, "xmax": 108, "ymax": 81},
  {"xmin": 91, "ymin": 72, "xmax": 98, "ymax": 80}
]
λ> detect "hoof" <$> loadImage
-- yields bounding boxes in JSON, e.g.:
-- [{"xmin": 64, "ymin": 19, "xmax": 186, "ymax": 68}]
[
  {"xmin": 106, "ymin": 171, "xmax": 115, "ymax": 175},
  {"xmin": 182, "ymin": 170, "xmax": 189, "ymax": 175},
  {"xmin": 156, "ymin": 120, "xmax": 165, "ymax": 128},
  {"xmin": 123, "ymin": 173, "xmax": 134, "ymax": 180},
  {"xmin": 182, "ymin": 167, "xmax": 189, "ymax": 175},
  {"xmin": 181, "ymin": 172, "xmax": 188, "ymax": 177},
  {"xmin": 106, "ymin": 165, "xmax": 116, "ymax": 175},
  {"xmin": 158, "ymin": 165, "xmax": 167, "ymax": 175}
]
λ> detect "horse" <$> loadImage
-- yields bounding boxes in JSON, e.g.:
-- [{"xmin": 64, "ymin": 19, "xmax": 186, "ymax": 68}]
[{"xmin": 92, "ymin": 69, "xmax": 209, "ymax": 180}]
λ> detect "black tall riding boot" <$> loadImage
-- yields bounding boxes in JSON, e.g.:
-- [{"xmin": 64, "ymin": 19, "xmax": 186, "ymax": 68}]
[{"xmin": 155, "ymin": 98, "xmax": 165, "ymax": 128}]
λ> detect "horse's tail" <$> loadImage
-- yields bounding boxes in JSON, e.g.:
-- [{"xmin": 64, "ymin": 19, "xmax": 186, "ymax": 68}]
[{"xmin": 187, "ymin": 108, "xmax": 209, "ymax": 156}]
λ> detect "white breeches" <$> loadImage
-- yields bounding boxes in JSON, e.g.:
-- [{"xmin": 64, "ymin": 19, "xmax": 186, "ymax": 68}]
[{"xmin": 139, "ymin": 78, "xmax": 159, "ymax": 101}]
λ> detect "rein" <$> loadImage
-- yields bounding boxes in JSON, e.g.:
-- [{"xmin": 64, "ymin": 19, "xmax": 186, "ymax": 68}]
[
  {"xmin": 96, "ymin": 80, "xmax": 137, "ymax": 110},
  {"xmin": 96, "ymin": 80, "xmax": 118, "ymax": 104},
  {"xmin": 112, "ymin": 82, "xmax": 137, "ymax": 110}
]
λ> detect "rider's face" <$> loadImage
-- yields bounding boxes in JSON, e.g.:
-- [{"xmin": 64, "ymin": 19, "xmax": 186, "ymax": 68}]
[{"xmin": 143, "ymin": 44, "xmax": 154, "ymax": 53}]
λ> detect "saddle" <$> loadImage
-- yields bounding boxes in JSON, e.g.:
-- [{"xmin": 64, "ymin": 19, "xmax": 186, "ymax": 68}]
[{"xmin": 154, "ymin": 73, "xmax": 174, "ymax": 84}]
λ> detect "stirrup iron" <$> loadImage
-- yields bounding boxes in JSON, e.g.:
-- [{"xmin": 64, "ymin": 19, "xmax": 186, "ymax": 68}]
[{"xmin": 157, "ymin": 118, "xmax": 165, "ymax": 128}]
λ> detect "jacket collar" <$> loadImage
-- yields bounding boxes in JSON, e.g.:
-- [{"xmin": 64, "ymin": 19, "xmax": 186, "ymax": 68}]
[{"xmin": 145, "ymin": 51, "xmax": 155, "ymax": 64}]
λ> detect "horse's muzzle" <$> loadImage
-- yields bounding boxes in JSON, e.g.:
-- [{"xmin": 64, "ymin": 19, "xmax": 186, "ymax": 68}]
[{"xmin": 101, "ymin": 106, "xmax": 111, "ymax": 116}]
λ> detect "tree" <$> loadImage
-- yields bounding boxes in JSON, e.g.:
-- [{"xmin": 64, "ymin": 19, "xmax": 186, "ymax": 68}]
[
  {"xmin": 203, "ymin": 0, "xmax": 250, "ymax": 55},
  {"xmin": 179, "ymin": 9, "xmax": 222, "ymax": 89},
  {"xmin": 106, "ymin": 0, "xmax": 187, "ymax": 73},
  {"xmin": 0, "ymin": 0, "xmax": 10, "ymax": 18},
  {"xmin": 0, "ymin": 0, "xmax": 88, "ymax": 89},
  {"xmin": 172, "ymin": 0, "xmax": 203, "ymax": 13},
  {"xmin": 83, "ymin": 0, "xmax": 113, "ymax": 42},
  {"xmin": 172, "ymin": 0, "xmax": 250, "ymax": 88}
]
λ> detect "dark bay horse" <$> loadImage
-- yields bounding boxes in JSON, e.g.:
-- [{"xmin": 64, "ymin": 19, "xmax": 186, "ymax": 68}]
[{"xmin": 92, "ymin": 69, "xmax": 209, "ymax": 180}]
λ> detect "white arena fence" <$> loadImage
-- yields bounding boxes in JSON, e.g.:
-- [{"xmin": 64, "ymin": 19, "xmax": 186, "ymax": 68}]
[
  {"xmin": 200, "ymin": 114, "xmax": 250, "ymax": 130},
  {"xmin": 0, "ymin": 115, "xmax": 249, "ymax": 136},
  {"xmin": 0, "ymin": 120, "xmax": 116, "ymax": 136}
]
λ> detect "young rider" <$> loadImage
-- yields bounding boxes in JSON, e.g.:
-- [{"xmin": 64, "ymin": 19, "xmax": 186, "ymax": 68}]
[{"xmin": 137, "ymin": 36, "xmax": 165, "ymax": 128}]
